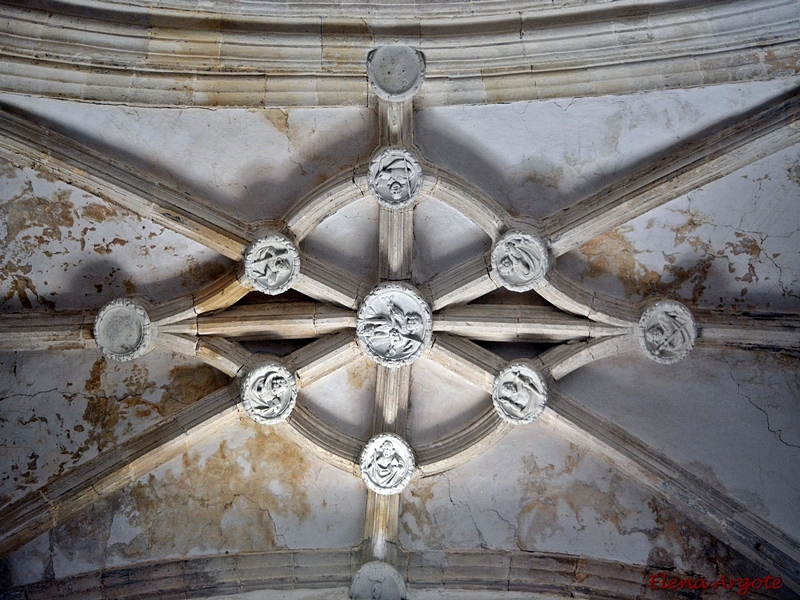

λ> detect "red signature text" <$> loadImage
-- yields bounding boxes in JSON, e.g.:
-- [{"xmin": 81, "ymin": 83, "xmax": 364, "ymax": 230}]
[{"xmin": 649, "ymin": 573, "xmax": 782, "ymax": 596}]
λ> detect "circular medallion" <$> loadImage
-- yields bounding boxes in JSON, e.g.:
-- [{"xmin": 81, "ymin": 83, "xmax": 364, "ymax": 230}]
[
  {"xmin": 491, "ymin": 229, "xmax": 551, "ymax": 292},
  {"xmin": 368, "ymin": 147, "xmax": 424, "ymax": 209},
  {"xmin": 356, "ymin": 282, "xmax": 432, "ymax": 368},
  {"xmin": 351, "ymin": 561, "xmax": 407, "ymax": 600},
  {"xmin": 492, "ymin": 362, "xmax": 548, "ymax": 424},
  {"xmin": 94, "ymin": 298, "xmax": 153, "ymax": 362},
  {"xmin": 241, "ymin": 363, "xmax": 298, "ymax": 425},
  {"xmin": 637, "ymin": 299, "xmax": 697, "ymax": 364},
  {"xmin": 366, "ymin": 45, "xmax": 426, "ymax": 102},
  {"xmin": 244, "ymin": 234, "xmax": 300, "ymax": 295},
  {"xmin": 359, "ymin": 434, "xmax": 415, "ymax": 495}
]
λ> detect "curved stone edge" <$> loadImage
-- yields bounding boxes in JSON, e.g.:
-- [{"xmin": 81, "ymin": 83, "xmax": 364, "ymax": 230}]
[
  {"xmin": 93, "ymin": 297, "xmax": 154, "ymax": 362},
  {"xmin": 367, "ymin": 45, "xmax": 426, "ymax": 102},
  {"xmin": 2, "ymin": 3, "xmax": 798, "ymax": 107},
  {"xmin": 359, "ymin": 433, "xmax": 416, "ymax": 495},
  {"xmin": 351, "ymin": 561, "xmax": 407, "ymax": 600}
]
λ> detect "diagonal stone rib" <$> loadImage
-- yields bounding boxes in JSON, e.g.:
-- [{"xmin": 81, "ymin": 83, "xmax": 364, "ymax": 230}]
[
  {"xmin": 433, "ymin": 304, "xmax": 626, "ymax": 342},
  {"xmin": 424, "ymin": 333, "xmax": 506, "ymax": 394},
  {"xmin": 289, "ymin": 331, "xmax": 361, "ymax": 387},
  {"xmin": 284, "ymin": 404, "xmax": 362, "ymax": 476},
  {"xmin": 543, "ymin": 86, "xmax": 800, "ymax": 256},
  {"xmin": 292, "ymin": 252, "xmax": 374, "ymax": 310},
  {"xmin": 156, "ymin": 334, "xmax": 253, "ymax": 377},
  {"xmin": 544, "ymin": 386, "xmax": 800, "ymax": 594},
  {"xmin": 191, "ymin": 303, "xmax": 355, "ymax": 340},
  {"xmin": 422, "ymin": 251, "xmax": 498, "ymax": 311},
  {"xmin": 0, "ymin": 310, "xmax": 95, "ymax": 351},
  {"xmin": 379, "ymin": 206, "xmax": 414, "ymax": 281},
  {"xmin": 0, "ymin": 383, "xmax": 240, "ymax": 558},
  {"xmin": 0, "ymin": 103, "xmax": 251, "ymax": 260},
  {"xmin": 536, "ymin": 270, "xmax": 639, "ymax": 327},
  {"xmin": 695, "ymin": 310, "xmax": 800, "ymax": 350}
]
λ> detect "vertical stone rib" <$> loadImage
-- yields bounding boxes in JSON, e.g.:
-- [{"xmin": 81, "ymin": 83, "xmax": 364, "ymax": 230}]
[
  {"xmin": 379, "ymin": 207, "xmax": 414, "ymax": 281},
  {"xmin": 379, "ymin": 99, "xmax": 414, "ymax": 147}
]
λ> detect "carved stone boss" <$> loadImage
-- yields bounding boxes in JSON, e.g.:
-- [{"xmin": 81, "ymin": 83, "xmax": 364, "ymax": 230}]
[
  {"xmin": 94, "ymin": 298, "xmax": 153, "ymax": 362},
  {"xmin": 637, "ymin": 299, "xmax": 697, "ymax": 364},
  {"xmin": 244, "ymin": 233, "xmax": 300, "ymax": 295},
  {"xmin": 368, "ymin": 147, "xmax": 424, "ymax": 209},
  {"xmin": 241, "ymin": 363, "xmax": 298, "ymax": 425},
  {"xmin": 492, "ymin": 362, "xmax": 548, "ymax": 424},
  {"xmin": 356, "ymin": 282, "xmax": 432, "ymax": 368},
  {"xmin": 491, "ymin": 229, "xmax": 551, "ymax": 292},
  {"xmin": 360, "ymin": 433, "xmax": 415, "ymax": 495}
]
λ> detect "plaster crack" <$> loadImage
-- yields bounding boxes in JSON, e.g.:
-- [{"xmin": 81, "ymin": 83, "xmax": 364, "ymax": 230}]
[{"xmin": 725, "ymin": 355, "xmax": 800, "ymax": 449}]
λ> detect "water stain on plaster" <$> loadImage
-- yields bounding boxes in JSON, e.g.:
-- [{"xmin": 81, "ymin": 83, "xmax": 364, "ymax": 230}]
[
  {"xmin": 345, "ymin": 359, "xmax": 373, "ymax": 390},
  {"xmin": 262, "ymin": 108, "xmax": 290, "ymax": 135},
  {"xmin": 46, "ymin": 421, "xmax": 314, "ymax": 570},
  {"xmin": 400, "ymin": 478, "xmax": 445, "ymax": 547},
  {"xmin": 181, "ymin": 256, "xmax": 227, "ymax": 289}
]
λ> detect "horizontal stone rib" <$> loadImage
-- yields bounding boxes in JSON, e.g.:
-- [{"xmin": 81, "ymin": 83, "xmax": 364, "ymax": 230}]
[
  {"xmin": 0, "ymin": 103, "xmax": 250, "ymax": 260},
  {"xmin": 695, "ymin": 310, "xmax": 800, "ymax": 350},
  {"xmin": 544, "ymin": 86, "xmax": 800, "ymax": 255},
  {"xmin": 0, "ymin": 311, "xmax": 94, "ymax": 351},
  {"xmin": 196, "ymin": 302, "xmax": 355, "ymax": 340},
  {"xmin": 1, "ymin": 1, "xmax": 797, "ymax": 106},
  {"xmin": 0, "ymin": 384, "xmax": 240, "ymax": 558},
  {"xmin": 433, "ymin": 304, "xmax": 626, "ymax": 342}
]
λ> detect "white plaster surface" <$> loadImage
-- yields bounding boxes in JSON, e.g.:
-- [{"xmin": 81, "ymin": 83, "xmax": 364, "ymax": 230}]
[
  {"xmin": 415, "ymin": 79, "xmax": 800, "ymax": 221},
  {"xmin": 400, "ymin": 421, "xmax": 723, "ymax": 575},
  {"xmin": 557, "ymin": 348, "xmax": 800, "ymax": 541}
]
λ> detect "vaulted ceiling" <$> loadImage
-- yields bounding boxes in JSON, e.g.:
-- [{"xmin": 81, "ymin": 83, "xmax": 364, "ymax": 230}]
[{"xmin": 0, "ymin": 1, "xmax": 799, "ymax": 599}]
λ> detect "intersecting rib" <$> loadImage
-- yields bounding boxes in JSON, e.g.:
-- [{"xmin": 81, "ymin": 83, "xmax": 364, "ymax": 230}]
[
  {"xmin": 543, "ymin": 86, "xmax": 800, "ymax": 256},
  {"xmin": 0, "ymin": 103, "xmax": 250, "ymax": 260},
  {"xmin": 0, "ymin": 311, "xmax": 94, "ymax": 351},
  {"xmin": 433, "ymin": 304, "xmax": 625, "ymax": 342},
  {"xmin": 544, "ymin": 386, "xmax": 800, "ymax": 594},
  {"xmin": 0, "ymin": 384, "xmax": 240, "ymax": 558}
]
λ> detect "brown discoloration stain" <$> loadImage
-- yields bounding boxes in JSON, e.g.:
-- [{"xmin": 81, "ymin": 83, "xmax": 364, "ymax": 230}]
[
  {"xmin": 0, "ymin": 158, "xmax": 19, "ymax": 180},
  {"xmin": 400, "ymin": 478, "xmax": 444, "ymax": 546},
  {"xmin": 92, "ymin": 237, "xmax": 128, "ymax": 255},
  {"xmin": 262, "ymin": 108, "xmax": 289, "ymax": 134},
  {"xmin": 160, "ymin": 364, "xmax": 229, "ymax": 411},
  {"xmin": 345, "ymin": 359, "xmax": 373, "ymax": 390},
  {"xmin": 79, "ymin": 202, "xmax": 120, "ymax": 223},
  {"xmin": 91, "ymin": 422, "xmax": 314, "ymax": 561},
  {"xmin": 3, "ymin": 273, "xmax": 55, "ymax": 310},
  {"xmin": 122, "ymin": 278, "xmax": 137, "ymax": 294},
  {"xmin": 0, "ymin": 183, "xmax": 75, "ymax": 247},
  {"xmin": 181, "ymin": 257, "xmax": 227, "ymax": 289}
]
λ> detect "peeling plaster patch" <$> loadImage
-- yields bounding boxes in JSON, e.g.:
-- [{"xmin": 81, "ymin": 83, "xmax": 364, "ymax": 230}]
[
  {"xmin": 561, "ymin": 144, "xmax": 800, "ymax": 310},
  {"xmin": 3, "ymin": 531, "xmax": 51, "ymax": 587},
  {"xmin": 0, "ymin": 351, "xmax": 229, "ymax": 505}
]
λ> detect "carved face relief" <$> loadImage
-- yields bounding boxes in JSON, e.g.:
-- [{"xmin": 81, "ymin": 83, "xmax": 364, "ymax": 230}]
[
  {"xmin": 368, "ymin": 147, "xmax": 423, "ymax": 209},
  {"xmin": 94, "ymin": 298, "xmax": 153, "ymax": 362},
  {"xmin": 359, "ymin": 434, "xmax": 415, "ymax": 495},
  {"xmin": 241, "ymin": 364, "xmax": 297, "ymax": 425},
  {"xmin": 357, "ymin": 282, "xmax": 432, "ymax": 367},
  {"xmin": 637, "ymin": 299, "xmax": 697, "ymax": 364},
  {"xmin": 491, "ymin": 230, "xmax": 550, "ymax": 292},
  {"xmin": 492, "ymin": 363, "xmax": 547, "ymax": 424},
  {"xmin": 244, "ymin": 234, "xmax": 300, "ymax": 295}
]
